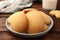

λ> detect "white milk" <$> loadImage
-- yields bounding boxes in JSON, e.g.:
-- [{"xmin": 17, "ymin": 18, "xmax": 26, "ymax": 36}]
[{"xmin": 42, "ymin": 0, "xmax": 57, "ymax": 10}]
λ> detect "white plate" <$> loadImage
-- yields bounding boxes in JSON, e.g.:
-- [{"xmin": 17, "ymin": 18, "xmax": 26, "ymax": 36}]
[{"xmin": 6, "ymin": 15, "xmax": 53, "ymax": 38}]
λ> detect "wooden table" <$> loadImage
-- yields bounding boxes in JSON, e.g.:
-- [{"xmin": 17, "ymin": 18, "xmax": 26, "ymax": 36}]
[{"xmin": 0, "ymin": 1, "xmax": 60, "ymax": 40}]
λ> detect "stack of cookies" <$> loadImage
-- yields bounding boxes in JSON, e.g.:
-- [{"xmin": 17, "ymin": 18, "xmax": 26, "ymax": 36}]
[{"xmin": 7, "ymin": 8, "xmax": 51, "ymax": 34}]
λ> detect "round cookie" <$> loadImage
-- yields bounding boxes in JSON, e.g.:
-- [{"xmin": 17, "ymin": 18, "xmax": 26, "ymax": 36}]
[
  {"xmin": 7, "ymin": 11, "xmax": 28, "ymax": 33},
  {"xmin": 39, "ymin": 11, "xmax": 51, "ymax": 24},
  {"xmin": 49, "ymin": 10, "xmax": 60, "ymax": 18},
  {"xmin": 26, "ymin": 11, "xmax": 48, "ymax": 34}
]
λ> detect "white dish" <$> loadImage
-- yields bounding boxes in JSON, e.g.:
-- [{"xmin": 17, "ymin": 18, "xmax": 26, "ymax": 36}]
[{"xmin": 6, "ymin": 15, "xmax": 53, "ymax": 38}]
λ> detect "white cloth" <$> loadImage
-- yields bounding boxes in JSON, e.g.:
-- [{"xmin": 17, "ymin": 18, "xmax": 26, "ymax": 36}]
[
  {"xmin": 0, "ymin": 1, "xmax": 10, "ymax": 9},
  {"xmin": 21, "ymin": 0, "xmax": 30, "ymax": 4},
  {"xmin": 0, "ymin": 0, "xmax": 32, "ymax": 13}
]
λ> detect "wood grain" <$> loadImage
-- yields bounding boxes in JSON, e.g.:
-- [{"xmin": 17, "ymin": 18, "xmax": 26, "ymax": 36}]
[
  {"xmin": 57, "ymin": 0, "xmax": 60, "ymax": 10},
  {"xmin": 0, "ymin": 32, "xmax": 60, "ymax": 40}
]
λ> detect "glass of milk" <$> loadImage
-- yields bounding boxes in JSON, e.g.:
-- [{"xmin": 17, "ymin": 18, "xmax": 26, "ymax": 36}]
[{"xmin": 42, "ymin": 0, "xmax": 57, "ymax": 10}]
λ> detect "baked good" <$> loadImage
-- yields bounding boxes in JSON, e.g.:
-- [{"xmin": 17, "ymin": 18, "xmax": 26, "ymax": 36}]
[
  {"xmin": 49, "ymin": 10, "xmax": 60, "ymax": 18},
  {"xmin": 26, "ymin": 11, "xmax": 48, "ymax": 34},
  {"xmin": 39, "ymin": 11, "xmax": 51, "ymax": 24},
  {"xmin": 7, "ymin": 8, "xmax": 50, "ymax": 34},
  {"xmin": 7, "ymin": 11, "xmax": 28, "ymax": 33}
]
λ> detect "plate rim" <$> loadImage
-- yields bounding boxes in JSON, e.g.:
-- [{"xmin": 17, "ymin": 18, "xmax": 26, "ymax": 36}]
[{"xmin": 6, "ymin": 15, "xmax": 53, "ymax": 36}]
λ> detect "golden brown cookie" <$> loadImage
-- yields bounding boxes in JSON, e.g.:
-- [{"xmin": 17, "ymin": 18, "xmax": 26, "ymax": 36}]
[
  {"xmin": 7, "ymin": 11, "xmax": 28, "ymax": 33},
  {"xmin": 39, "ymin": 11, "xmax": 51, "ymax": 24},
  {"xmin": 26, "ymin": 11, "xmax": 48, "ymax": 34},
  {"xmin": 49, "ymin": 10, "xmax": 60, "ymax": 18}
]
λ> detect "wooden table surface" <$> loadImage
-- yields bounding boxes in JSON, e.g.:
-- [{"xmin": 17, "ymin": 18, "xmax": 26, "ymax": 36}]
[{"xmin": 0, "ymin": 1, "xmax": 60, "ymax": 40}]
